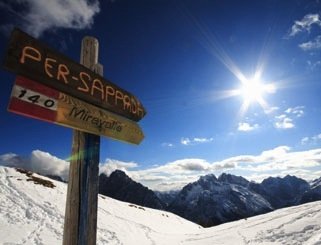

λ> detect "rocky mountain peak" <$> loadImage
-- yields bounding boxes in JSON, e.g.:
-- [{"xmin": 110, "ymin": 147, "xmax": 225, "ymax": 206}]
[{"xmin": 218, "ymin": 173, "xmax": 249, "ymax": 187}]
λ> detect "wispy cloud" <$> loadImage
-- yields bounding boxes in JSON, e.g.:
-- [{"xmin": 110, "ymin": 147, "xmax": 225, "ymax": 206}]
[
  {"xmin": 274, "ymin": 106, "xmax": 304, "ymax": 129},
  {"xmin": 285, "ymin": 106, "xmax": 304, "ymax": 118},
  {"xmin": 180, "ymin": 137, "xmax": 214, "ymax": 146},
  {"xmin": 307, "ymin": 60, "xmax": 321, "ymax": 70},
  {"xmin": 238, "ymin": 122, "xmax": 259, "ymax": 132},
  {"xmin": 274, "ymin": 115, "xmax": 294, "ymax": 129},
  {"xmin": 299, "ymin": 35, "xmax": 321, "ymax": 51},
  {"xmin": 301, "ymin": 133, "xmax": 321, "ymax": 145},
  {"xmin": 0, "ymin": 0, "xmax": 100, "ymax": 37},
  {"xmin": 288, "ymin": 13, "xmax": 321, "ymax": 37},
  {"xmin": 161, "ymin": 142, "xmax": 174, "ymax": 148},
  {"xmin": 264, "ymin": 106, "xmax": 279, "ymax": 115}
]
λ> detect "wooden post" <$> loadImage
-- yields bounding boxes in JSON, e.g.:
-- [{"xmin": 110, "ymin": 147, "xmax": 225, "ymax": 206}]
[{"xmin": 63, "ymin": 37, "xmax": 103, "ymax": 245}]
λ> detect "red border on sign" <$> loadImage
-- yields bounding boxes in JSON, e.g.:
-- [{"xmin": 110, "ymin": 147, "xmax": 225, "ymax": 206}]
[
  {"xmin": 8, "ymin": 97, "xmax": 57, "ymax": 123},
  {"xmin": 15, "ymin": 76, "xmax": 60, "ymax": 99}
]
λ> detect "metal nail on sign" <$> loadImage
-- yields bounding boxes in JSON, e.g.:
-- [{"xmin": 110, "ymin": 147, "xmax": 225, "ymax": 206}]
[
  {"xmin": 8, "ymin": 76, "xmax": 144, "ymax": 145},
  {"xmin": 3, "ymin": 28, "xmax": 146, "ymax": 122}
]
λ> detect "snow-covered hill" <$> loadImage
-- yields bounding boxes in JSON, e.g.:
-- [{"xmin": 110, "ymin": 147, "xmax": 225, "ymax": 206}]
[{"xmin": 1, "ymin": 166, "xmax": 321, "ymax": 245}]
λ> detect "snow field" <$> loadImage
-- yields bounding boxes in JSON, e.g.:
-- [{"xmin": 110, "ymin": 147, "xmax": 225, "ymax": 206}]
[{"xmin": 1, "ymin": 166, "xmax": 321, "ymax": 245}]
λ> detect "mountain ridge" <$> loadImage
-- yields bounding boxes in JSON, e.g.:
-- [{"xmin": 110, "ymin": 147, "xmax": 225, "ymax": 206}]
[{"xmin": 98, "ymin": 170, "xmax": 321, "ymax": 227}]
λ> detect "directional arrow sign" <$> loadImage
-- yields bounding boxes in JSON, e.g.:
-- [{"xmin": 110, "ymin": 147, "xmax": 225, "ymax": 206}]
[
  {"xmin": 3, "ymin": 28, "xmax": 146, "ymax": 122},
  {"xmin": 8, "ymin": 76, "xmax": 144, "ymax": 145}
]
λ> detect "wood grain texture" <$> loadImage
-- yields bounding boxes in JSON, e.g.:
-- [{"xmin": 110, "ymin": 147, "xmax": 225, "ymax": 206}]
[
  {"xmin": 63, "ymin": 37, "xmax": 101, "ymax": 245},
  {"xmin": 3, "ymin": 28, "xmax": 146, "ymax": 121}
]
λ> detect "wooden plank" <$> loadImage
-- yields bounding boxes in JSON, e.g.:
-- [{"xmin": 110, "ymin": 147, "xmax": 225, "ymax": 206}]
[
  {"xmin": 3, "ymin": 28, "xmax": 146, "ymax": 122},
  {"xmin": 64, "ymin": 36, "xmax": 100, "ymax": 245},
  {"xmin": 8, "ymin": 76, "xmax": 144, "ymax": 145},
  {"xmin": 63, "ymin": 146, "xmax": 81, "ymax": 245}
]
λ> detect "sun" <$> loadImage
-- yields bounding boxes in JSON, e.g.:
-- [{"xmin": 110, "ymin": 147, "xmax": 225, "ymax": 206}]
[
  {"xmin": 240, "ymin": 78, "xmax": 266, "ymax": 103},
  {"xmin": 213, "ymin": 73, "xmax": 277, "ymax": 116},
  {"xmin": 235, "ymin": 73, "xmax": 276, "ymax": 115}
]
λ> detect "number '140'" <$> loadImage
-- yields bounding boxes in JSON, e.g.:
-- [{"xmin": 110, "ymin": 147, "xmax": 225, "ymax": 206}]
[{"xmin": 15, "ymin": 87, "xmax": 57, "ymax": 109}]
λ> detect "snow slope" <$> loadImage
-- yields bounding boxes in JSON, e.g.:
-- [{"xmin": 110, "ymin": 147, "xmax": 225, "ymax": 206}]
[{"xmin": 1, "ymin": 166, "xmax": 321, "ymax": 245}]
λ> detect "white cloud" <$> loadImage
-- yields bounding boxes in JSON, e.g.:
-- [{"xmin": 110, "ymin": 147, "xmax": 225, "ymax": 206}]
[
  {"xmin": 288, "ymin": 13, "xmax": 321, "ymax": 37},
  {"xmin": 132, "ymin": 146, "xmax": 321, "ymax": 190},
  {"xmin": 273, "ymin": 106, "xmax": 304, "ymax": 130},
  {"xmin": 180, "ymin": 137, "xmax": 213, "ymax": 146},
  {"xmin": 264, "ymin": 106, "xmax": 279, "ymax": 114},
  {"xmin": 246, "ymin": 169, "xmax": 321, "ymax": 184},
  {"xmin": 171, "ymin": 159, "xmax": 212, "ymax": 171},
  {"xmin": 1, "ymin": 146, "xmax": 321, "ymax": 191},
  {"xmin": 260, "ymin": 146, "xmax": 291, "ymax": 160},
  {"xmin": 0, "ymin": 150, "xmax": 69, "ymax": 181},
  {"xmin": 194, "ymin": 138, "xmax": 214, "ymax": 143},
  {"xmin": 312, "ymin": 134, "xmax": 321, "ymax": 141},
  {"xmin": 128, "ymin": 158, "xmax": 237, "ymax": 191},
  {"xmin": 299, "ymin": 35, "xmax": 321, "ymax": 51},
  {"xmin": 0, "ymin": 0, "xmax": 100, "ymax": 37},
  {"xmin": 307, "ymin": 60, "xmax": 321, "ymax": 70},
  {"xmin": 301, "ymin": 133, "xmax": 321, "ymax": 145},
  {"xmin": 274, "ymin": 116, "xmax": 294, "ymax": 129},
  {"xmin": 240, "ymin": 147, "xmax": 321, "ymax": 173},
  {"xmin": 161, "ymin": 142, "xmax": 174, "ymax": 147},
  {"xmin": 30, "ymin": 150, "xmax": 69, "ymax": 180},
  {"xmin": 285, "ymin": 106, "xmax": 305, "ymax": 117},
  {"xmin": 301, "ymin": 137, "xmax": 310, "ymax": 145},
  {"xmin": 181, "ymin": 138, "xmax": 191, "ymax": 145},
  {"xmin": 238, "ymin": 122, "xmax": 259, "ymax": 132},
  {"xmin": 0, "ymin": 153, "xmax": 29, "ymax": 169},
  {"xmin": 99, "ymin": 159, "xmax": 138, "ymax": 177}
]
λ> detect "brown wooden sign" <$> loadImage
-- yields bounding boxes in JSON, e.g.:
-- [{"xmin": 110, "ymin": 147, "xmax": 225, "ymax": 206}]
[
  {"xmin": 3, "ymin": 28, "xmax": 146, "ymax": 122},
  {"xmin": 8, "ymin": 76, "xmax": 144, "ymax": 144}
]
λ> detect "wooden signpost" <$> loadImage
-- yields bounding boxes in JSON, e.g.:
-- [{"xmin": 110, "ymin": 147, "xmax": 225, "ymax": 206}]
[{"xmin": 3, "ymin": 29, "xmax": 146, "ymax": 245}]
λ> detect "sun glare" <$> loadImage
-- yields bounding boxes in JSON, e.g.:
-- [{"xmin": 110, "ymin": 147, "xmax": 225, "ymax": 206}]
[
  {"xmin": 213, "ymin": 74, "xmax": 277, "ymax": 117},
  {"xmin": 234, "ymin": 74, "xmax": 277, "ymax": 116},
  {"xmin": 240, "ymin": 78, "xmax": 266, "ymax": 103}
]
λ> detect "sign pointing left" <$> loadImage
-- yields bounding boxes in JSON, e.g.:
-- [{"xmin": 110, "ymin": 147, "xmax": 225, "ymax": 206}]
[{"xmin": 8, "ymin": 76, "xmax": 144, "ymax": 145}]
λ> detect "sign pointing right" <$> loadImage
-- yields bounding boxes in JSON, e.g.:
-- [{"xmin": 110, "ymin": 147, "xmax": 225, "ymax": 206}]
[
  {"xmin": 8, "ymin": 76, "xmax": 144, "ymax": 145},
  {"xmin": 3, "ymin": 28, "xmax": 146, "ymax": 122}
]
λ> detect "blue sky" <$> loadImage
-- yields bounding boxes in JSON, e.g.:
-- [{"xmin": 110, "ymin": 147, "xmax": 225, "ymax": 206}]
[{"xmin": 0, "ymin": 0, "xmax": 321, "ymax": 191}]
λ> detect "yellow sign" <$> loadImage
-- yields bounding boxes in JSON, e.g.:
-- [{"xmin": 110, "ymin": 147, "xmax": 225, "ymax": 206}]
[
  {"xmin": 57, "ymin": 93, "xmax": 144, "ymax": 144},
  {"xmin": 8, "ymin": 76, "xmax": 144, "ymax": 145}
]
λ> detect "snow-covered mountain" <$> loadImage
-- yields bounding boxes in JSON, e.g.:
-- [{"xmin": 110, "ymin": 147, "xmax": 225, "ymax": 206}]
[
  {"xmin": 310, "ymin": 177, "xmax": 321, "ymax": 189},
  {"xmin": 259, "ymin": 175, "xmax": 310, "ymax": 208},
  {"xmin": 301, "ymin": 177, "xmax": 321, "ymax": 204},
  {"xmin": 218, "ymin": 173, "xmax": 250, "ymax": 187},
  {"xmin": 168, "ymin": 174, "xmax": 273, "ymax": 227},
  {"xmin": 98, "ymin": 171, "xmax": 321, "ymax": 228},
  {"xmin": 1, "ymin": 166, "xmax": 321, "ymax": 244},
  {"xmin": 155, "ymin": 190, "xmax": 179, "ymax": 207},
  {"xmin": 99, "ymin": 170, "xmax": 165, "ymax": 210}
]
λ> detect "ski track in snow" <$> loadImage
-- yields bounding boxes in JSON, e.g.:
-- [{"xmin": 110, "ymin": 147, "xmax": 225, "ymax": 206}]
[
  {"xmin": 0, "ymin": 168, "xmax": 64, "ymax": 244},
  {"xmin": 249, "ymin": 205, "xmax": 321, "ymax": 244},
  {"xmin": 1, "ymin": 167, "xmax": 321, "ymax": 245},
  {"xmin": 97, "ymin": 203, "xmax": 157, "ymax": 245}
]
